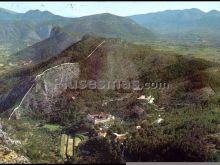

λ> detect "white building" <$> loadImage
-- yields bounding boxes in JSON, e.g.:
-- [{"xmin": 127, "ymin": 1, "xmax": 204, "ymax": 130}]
[
  {"xmin": 87, "ymin": 112, "xmax": 115, "ymax": 125},
  {"xmin": 137, "ymin": 95, "xmax": 155, "ymax": 104}
]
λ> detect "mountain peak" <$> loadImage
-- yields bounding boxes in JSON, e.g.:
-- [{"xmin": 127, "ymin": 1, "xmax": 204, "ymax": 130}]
[
  {"xmin": 163, "ymin": 8, "xmax": 204, "ymax": 14},
  {"xmin": 0, "ymin": 7, "xmax": 17, "ymax": 14},
  {"xmin": 25, "ymin": 9, "xmax": 41, "ymax": 14},
  {"xmin": 82, "ymin": 12, "xmax": 122, "ymax": 19},
  {"xmin": 25, "ymin": 9, "xmax": 54, "ymax": 16},
  {"xmin": 184, "ymin": 8, "xmax": 203, "ymax": 13},
  {"xmin": 23, "ymin": 9, "xmax": 62, "ymax": 21},
  {"xmin": 99, "ymin": 13, "xmax": 117, "ymax": 16},
  {"xmin": 207, "ymin": 9, "xmax": 220, "ymax": 15}
]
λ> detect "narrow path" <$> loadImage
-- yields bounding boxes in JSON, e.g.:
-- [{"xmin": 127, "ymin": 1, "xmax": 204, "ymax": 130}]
[
  {"xmin": 35, "ymin": 63, "xmax": 78, "ymax": 79},
  {"xmin": 87, "ymin": 40, "xmax": 105, "ymax": 58},
  {"xmin": 8, "ymin": 83, "xmax": 35, "ymax": 120}
]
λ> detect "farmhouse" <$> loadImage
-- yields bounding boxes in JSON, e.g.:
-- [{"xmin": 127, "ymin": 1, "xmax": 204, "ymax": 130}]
[{"xmin": 87, "ymin": 112, "xmax": 115, "ymax": 125}]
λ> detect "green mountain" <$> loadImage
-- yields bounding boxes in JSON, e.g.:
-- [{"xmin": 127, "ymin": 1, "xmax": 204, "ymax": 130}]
[
  {"xmin": 10, "ymin": 26, "xmax": 81, "ymax": 65},
  {"xmin": 0, "ymin": 35, "xmax": 218, "ymax": 115},
  {"xmin": 63, "ymin": 13, "xmax": 156, "ymax": 42},
  {"xmin": 129, "ymin": 8, "xmax": 220, "ymax": 44}
]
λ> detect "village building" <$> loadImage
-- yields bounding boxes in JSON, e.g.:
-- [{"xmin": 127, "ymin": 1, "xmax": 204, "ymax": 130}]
[
  {"xmin": 113, "ymin": 132, "xmax": 128, "ymax": 143},
  {"xmin": 137, "ymin": 95, "xmax": 155, "ymax": 104},
  {"xmin": 87, "ymin": 112, "xmax": 115, "ymax": 125}
]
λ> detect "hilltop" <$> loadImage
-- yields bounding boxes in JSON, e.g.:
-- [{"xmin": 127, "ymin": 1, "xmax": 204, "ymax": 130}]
[{"xmin": 0, "ymin": 35, "xmax": 218, "ymax": 116}]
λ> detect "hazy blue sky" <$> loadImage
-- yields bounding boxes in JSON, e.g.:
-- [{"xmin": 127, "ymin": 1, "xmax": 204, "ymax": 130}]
[{"xmin": 0, "ymin": 1, "xmax": 220, "ymax": 17}]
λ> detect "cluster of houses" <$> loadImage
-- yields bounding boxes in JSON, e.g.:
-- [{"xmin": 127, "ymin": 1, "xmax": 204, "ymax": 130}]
[
  {"xmin": 60, "ymin": 94, "xmax": 165, "ymax": 161},
  {"xmin": 60, "ymin": 112, "xmax": 128, "ymax": 160},
  {"xmin": 86, "ymin": 112, "xmax": 131, "ymax": 147}
]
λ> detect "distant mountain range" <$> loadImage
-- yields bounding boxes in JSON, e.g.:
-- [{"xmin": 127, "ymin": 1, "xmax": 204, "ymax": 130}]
[
  {"xmin": 2, "ymin": 7, "xmax": 220, "ymax": 54},
  {"xmin": 2, "ymin": 7, "xmax": 220, "ymax": 64},
  {"xmin": 129, "ymin": 8, "xmax": 220, "ymax": 44},
  {"xmin": 0, "ymin": 8, "xmax": 155, "ymax": 53}
]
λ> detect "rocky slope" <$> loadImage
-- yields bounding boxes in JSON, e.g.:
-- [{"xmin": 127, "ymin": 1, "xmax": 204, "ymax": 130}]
[
  {"xmin": 10, "ymin": 26, "xmax": 81, "ymax": 65},
  {"xmin": 0, "ymin": 121, "xmax": 29, "ymax": 164},
  {"xmin": 9, "ymin": 63, "xmax": 80, "ymax": 119}
]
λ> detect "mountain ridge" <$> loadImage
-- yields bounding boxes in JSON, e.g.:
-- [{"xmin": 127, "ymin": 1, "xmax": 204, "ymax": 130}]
[
  {"xmin": 129, "ymin": 8, "xmax": 220, "ymax": 44},
  {"xmin": 9, "ymin": 26, "xmax": 81, "ymax": 65},
  {"xmin": 0, "ymin": 8, "xmax": 155, "ymax": 54}
]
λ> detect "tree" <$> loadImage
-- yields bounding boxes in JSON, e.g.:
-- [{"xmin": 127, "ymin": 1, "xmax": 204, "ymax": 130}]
[{"xmin": 76, "ymin": 137, "xmax": 122, "ymax": 164}]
